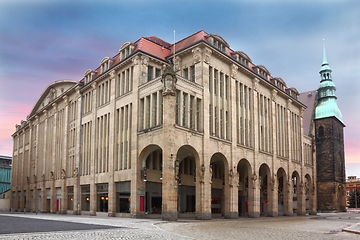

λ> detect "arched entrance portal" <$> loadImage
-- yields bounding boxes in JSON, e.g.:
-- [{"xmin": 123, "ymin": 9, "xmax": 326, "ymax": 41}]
[
  {"xmin": 144, "ymin": 148, "xmax": 163, "ymax": 214},
  {"xmin": 176, "ymin": 146, "xmax": 198, "ymax": 218},
  {"xmin": 292, "ymin": 171, "xmax": 300, "ymax": 215},
  {"xmin": 210, "ymin": 153, "xmax": 228, "ymax": 217},
  {"xmin": 277, "ymin": 168, "xmax": 287, "ymax": 215},
  {"xmin": 237, "ymin": 159, "xmax": 251, "ymax": 216},
  {"xmin": 259, "ymin": 164, "xmax": 271, "ymax": 216}
]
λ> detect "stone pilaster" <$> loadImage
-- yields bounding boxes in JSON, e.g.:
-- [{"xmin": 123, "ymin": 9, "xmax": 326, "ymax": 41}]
[
  {"xmin": 224, "ymin": 170, "xmax": 239, "ymax": 219},
  {"xmin": 283, "ymin": 179, "xmax": 293, "ymax": 216},
  {"xmin": 60, "ymin": 170, "xmax": 68, "ymax": 214},
  {"xmin": 161, "ymin": 66, "xmax": 178, "ymax": 221},
  {"xmin": 248, "ymin": 174, "xmax": 260, "ymax": 218},
  {"xmin": 267, "ymin": 175, "xmax": 278, "ymax": 217},
  {"xmin": 108, "ymin": 70, "xmax": 116, "ymax": 217},
  {"xmin": 297, "ymin": 181, "xmax": 307, "ymax": 215},
  {"xmin": 90, "ymin": 183, "xmax": 97, "ymax": 216}
]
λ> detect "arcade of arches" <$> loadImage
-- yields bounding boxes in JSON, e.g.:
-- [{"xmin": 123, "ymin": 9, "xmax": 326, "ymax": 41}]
[{"xmin": 138, "ymin": 145, "xmax": 315, "ymax": 220}]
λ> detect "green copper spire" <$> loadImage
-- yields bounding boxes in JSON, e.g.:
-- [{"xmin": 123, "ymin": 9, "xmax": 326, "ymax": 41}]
[
  {"xmin": 315, "ymin": 43, "xmax": 344, "ymax": 124},
  {"xmin": 320, "ymin": 40, "xmax": 331, "ymax": 72}
]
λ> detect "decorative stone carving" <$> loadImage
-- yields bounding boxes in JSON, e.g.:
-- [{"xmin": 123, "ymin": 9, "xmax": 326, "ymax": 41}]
[
  {"xmin": 203, "ymin": 47, "xmax": 212, "ymax": 64},
  {"xmin": 141, "ymin": 55, "xmax": 149, "ymax": 66},
  {"xmin": 162, "ymin": 64, "xmax": 177, "ymax": 96},
  {"xmin": 287, "ymin": 180, "xmax": 292, "ymax": 193},
  {"xmin": 270, "ymin": 176, "xmax": 276, "ymax": 191},
  {"xmin": 258, "ymin": 176, "xmax": 262, "ymax": 188},
  {"xmin": 26, "ymin": 176, "xmax": 30, "ymax": 184},
  {"xmin": 50, "ymin": 171, "xmax": 54, "ymax": 181},
  {"xmin": 174, "ymin": 159, "xmax": 180, "ymax": 188},
  {"xmin": 132, "ymin": 55, "xmax": 139, "ymax": 65},
  {"xmin": 252, "ymin": 78, "xmax": 260, "ymax": 91},
  {"xmin": 231, "ymin": 64, "xmax": 238, "ymax": 79},
  {"xmin": 209, "ymin": 165, "xmax": 213, "ymax": 183},
  {"xmin": 199, "ymin": 164, "xmax": 205, "ymax": 183},
  {"xmin": 251, "ymin": 174, "xmax": 257, "ymax": 189},
  {"xmin": 229, "ymin": 169, "xmax": 239, "ymax": 187},
  {"xmin": 174, "ymin": 56, "xmax": 181, "ymax": 71},
  {"xmin": 286, "ymin": 99, "xmax": 292, "ymax": 109},
  {"xmin": 109, "ymin": 70, "xmax": 116, "ymax": 79},
  {"xmin": 192, "ymin": 47, "xmax": 201, "ymax": 64},
  {"xmin": 271, "ymin": 89, "xmax": 278, "ymax": 101},
  {"xmin": 33, "ymin": 175, "xmax": 37, "ymax": 184},
  {"xmin": 61, "ymin": 169, "xmax": 66, "ymax": 179},
  {"xmin": 300, "ymin": 181, "xmax": 305, "ymax": 194}
]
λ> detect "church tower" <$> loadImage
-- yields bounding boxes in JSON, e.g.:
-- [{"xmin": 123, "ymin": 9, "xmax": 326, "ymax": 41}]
[{"xmin": 315, "ymin": 44, "xmax": 346, "ymax": 212}]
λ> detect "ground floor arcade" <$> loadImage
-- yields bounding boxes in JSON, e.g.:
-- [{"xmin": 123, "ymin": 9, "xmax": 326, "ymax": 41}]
[{"xmin": 11, "ymin": 145, "xmax": 317, "ymax": 219}]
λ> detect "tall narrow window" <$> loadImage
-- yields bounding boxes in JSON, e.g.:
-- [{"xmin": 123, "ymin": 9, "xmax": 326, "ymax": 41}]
[
  {"xmin": 147, "ymin": 66, "xmax": 153, "ymax": 82},
  {"xmin": 183, "ymin": 68, "xmax": 189, "ymax": 79},
  {"xmin": 190, "ymin": 65, "xmax": 195, "ymax": 82}
]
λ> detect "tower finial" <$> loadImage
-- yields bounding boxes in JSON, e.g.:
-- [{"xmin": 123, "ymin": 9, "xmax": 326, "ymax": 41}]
[{"xmin": 322, "ymin": 39, "xmax": 328, "ymax": 65}]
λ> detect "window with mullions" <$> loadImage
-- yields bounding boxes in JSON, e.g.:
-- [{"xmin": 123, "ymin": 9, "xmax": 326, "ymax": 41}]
[
  {"xmin": 183, "ymin": 68, "xmax": 189, "ymax": 79},
  {"xmin": 147, "ymin": 66, "xmax": 153, "ymax": 82},
  {"xmin": 190, "ymin": 65, "xmax": 195, "ymax": 82}
]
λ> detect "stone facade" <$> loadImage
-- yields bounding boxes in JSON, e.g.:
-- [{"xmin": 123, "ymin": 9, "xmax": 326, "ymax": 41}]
[
  {"xmin": 315, "ymin": 118, "xmax": 346, "ymax": 211},
  {"xmin": 10, "ymin": 31, "xmax": 316, "ymax": 220}
]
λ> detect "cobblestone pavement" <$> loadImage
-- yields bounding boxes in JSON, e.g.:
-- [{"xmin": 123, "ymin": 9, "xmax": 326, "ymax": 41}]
[{"xmin": 1, "ymin": 212, "xmax": 360, "ymax": 239}]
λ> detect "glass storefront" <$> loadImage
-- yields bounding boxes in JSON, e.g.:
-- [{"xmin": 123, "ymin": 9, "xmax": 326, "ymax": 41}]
[{"xmin": 116, "ymin": 181, "xmax": 131, "ymax": 213}]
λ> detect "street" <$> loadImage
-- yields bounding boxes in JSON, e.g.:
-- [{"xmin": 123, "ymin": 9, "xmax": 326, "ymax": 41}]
[{"xmin": 0, "ymin": 212, "xmax": 359, "ymax": 239}]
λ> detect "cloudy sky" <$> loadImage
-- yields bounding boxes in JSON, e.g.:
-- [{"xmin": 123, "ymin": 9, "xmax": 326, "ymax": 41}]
[{"xmin": 0, "ymin": 0, "xmax": 359, "ymax": 175}]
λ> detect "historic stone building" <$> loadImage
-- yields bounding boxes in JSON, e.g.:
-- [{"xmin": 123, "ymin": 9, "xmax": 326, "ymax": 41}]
[
  {"xmin": 314, "ymin": 47, "xmax": 346, "ymax": 212},
  {"xmin": 11, "ymin": 30, "xmax": 317, "ymax": 220}
]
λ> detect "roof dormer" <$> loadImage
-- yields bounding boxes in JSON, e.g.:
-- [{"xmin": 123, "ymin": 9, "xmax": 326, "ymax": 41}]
[
  {"xmin": 119, "ymin": 42, "xmax": 135, "ymax": 60},
  {"xmin": 232, "ymin": 51, "xmax": 252, "ymax": 68},
  {"xmin": 256, "ymin": 65, "xmax": 271, "ymax": 80},
  {"xmin": 271, "ymin": 77, "xmax": 287, "ymax": 91},
  {"xmin": 100, "ymin": 57, "xmax": 114, "ymax": 73},
  {"xmin": 206, "ymin": 33, "xmax": 229, "ymax": 53},
  {"xmin": 286, "ymin": 87, "xmax": 299, "ymax": 99},
  {"xmin": 84, "ymin": 69, "xmax": 96, "ymax": 84}
]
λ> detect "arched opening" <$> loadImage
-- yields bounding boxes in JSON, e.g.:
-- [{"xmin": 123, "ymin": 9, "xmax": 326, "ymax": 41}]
[
  {"xmin": 237, "ymin": 159, "xmax": 252, "ymax": 216},
  {"xmin": 259, "ymin": 164, "xmax": 271, "ymax": 216},
  {"xmin": 176, "ymin": 145, "xmax": 199, "ymax": 217},
  {"xmin": 305, "ymin": 174, "xmax": 311, "ymax": 213},
  {"xmin": 277, "ymin": 168, "xmax": 287, "ymax": 215},
  {"xmin": 142, "ymin": 147, "xmax": 163, "ymax": 214},
  {"xmin": 210, "ymin": 153, "xmax": 228, "ymax": 217},
  {"xmin": 292, "ymin": 171, "xmax": 300, "ymax": 214}
]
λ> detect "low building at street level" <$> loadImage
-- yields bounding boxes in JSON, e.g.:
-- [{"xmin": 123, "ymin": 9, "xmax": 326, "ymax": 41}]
[{"xmin": 10, "ymin": 30, "xmax": 345, "ymax": 220}]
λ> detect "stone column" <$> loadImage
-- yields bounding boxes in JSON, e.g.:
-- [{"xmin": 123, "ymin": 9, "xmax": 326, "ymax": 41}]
[
  {"xmin": 25, "ymin": 185, "xmax": 31, "ymax": 212},
  {"xmin": 33, "ymin": 182, "xmax": 38, "ymax": 213},
  {"xmin": 50, "ymin": 173, "xmax": 56, "ymax": 213},
  {"xmin": 225, "ymin": 170, "xmax": 239, "ymax": 219},
  {"xmin": 107, "ymin": 70, "xmax": 116, "ymax": 217},
  {"xmin": 248, "ymin": 174, "xmax": 260, "ymax": 218},
  {"xmin": 90, "ymin": 183, "xmax": 97, "ymax": 216},
  {"xmin": 196, "ymin": 163, "xmax": 212, "ymax": 220},
  {"xmin": 41, "ymin": 177, "xmax": 46, "ymax": 213},
  {"xmin": 161, "ymin": 65, "xmax": 178, "ymax": 221},
  {"xmin": 108, "ymin": 181, "xmax": 116, "ymax": 217},
  {"xmin": 283, "ymin": 179, "xmax": 293, "ymax": 216},
  {"xmin": 267, "ymin": 175, "xmax": 278, "ymax": 217},
  {"xmin": 60, "ymin": 170, "xmax": 68, "ymax": 214},
  {"xmin": 73, "ymin": 179, "xmax": 79, "ymax": 215},
  {"xmin": 297, "ymin": 181, "xmax": 307, "ymax": 215}
]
